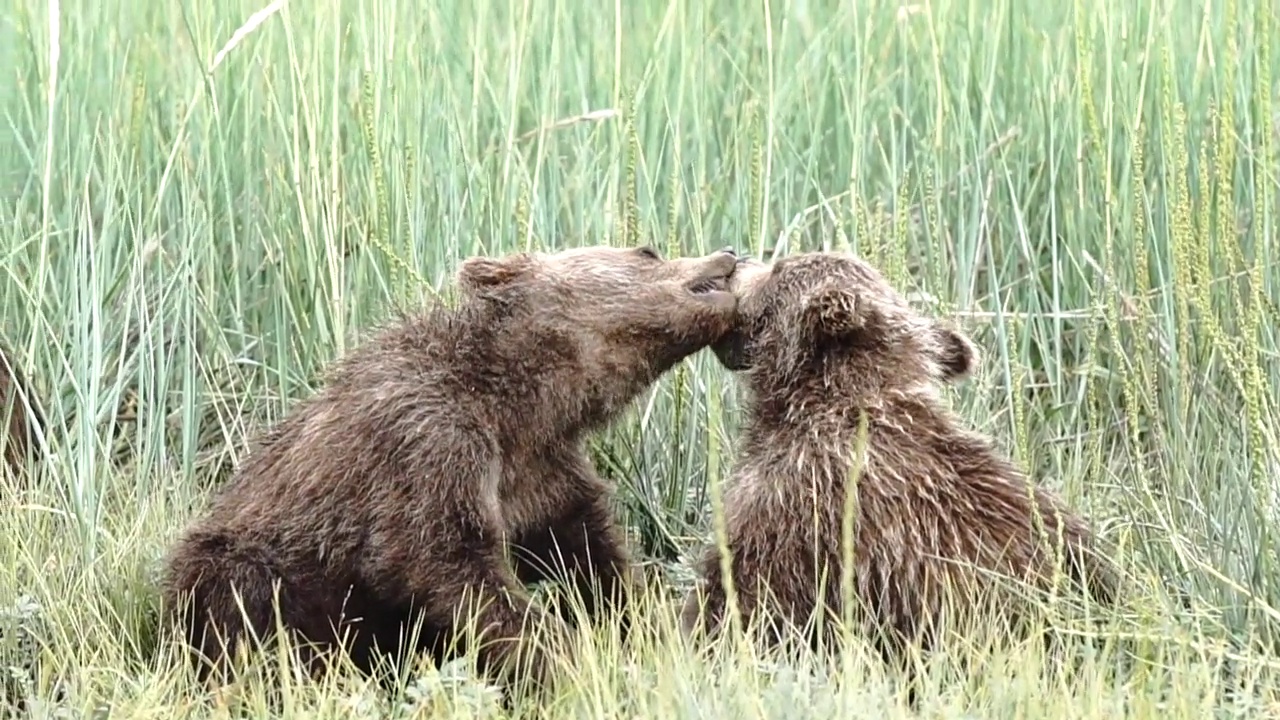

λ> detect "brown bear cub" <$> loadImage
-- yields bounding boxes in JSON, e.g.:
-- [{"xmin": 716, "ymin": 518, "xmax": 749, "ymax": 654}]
[
  {"xmin": 162, "ymin": 244, "xmax": 741, "ymax": 689},
  {"xmin": 680, "ymin": 251, "xmax": 1117, "ymax": 664}
]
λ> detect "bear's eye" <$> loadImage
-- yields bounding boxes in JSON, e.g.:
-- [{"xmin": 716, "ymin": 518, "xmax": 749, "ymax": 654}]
[{"xmin": 634, "ymin": 245, "xmax": 662, "ymax": 261}]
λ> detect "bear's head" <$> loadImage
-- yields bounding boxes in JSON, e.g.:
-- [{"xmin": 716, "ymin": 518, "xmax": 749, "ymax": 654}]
[
  {"xmin": 454, "ymin": 244, "xmax": 741, "ymax": 418},
  {"xmin": 711, "ymin": 251, "xmax": 977, "ymax": 395}
]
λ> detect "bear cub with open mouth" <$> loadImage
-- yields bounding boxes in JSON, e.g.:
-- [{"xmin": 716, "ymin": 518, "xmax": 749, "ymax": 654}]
[{"xmin": 163, "ymin": 244, "xmax": 741, "ymax": 690}]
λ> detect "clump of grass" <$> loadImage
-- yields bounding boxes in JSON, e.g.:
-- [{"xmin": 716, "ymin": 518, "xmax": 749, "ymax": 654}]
[{"xmin": 2, "ymin": 0, "xmax": 1279, "ymax": 715}]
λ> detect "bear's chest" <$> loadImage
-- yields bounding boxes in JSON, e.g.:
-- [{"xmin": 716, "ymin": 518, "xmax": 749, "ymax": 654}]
[{"xmin": 493, "ymin": 450, "xmax": 588, "ymax": 536}]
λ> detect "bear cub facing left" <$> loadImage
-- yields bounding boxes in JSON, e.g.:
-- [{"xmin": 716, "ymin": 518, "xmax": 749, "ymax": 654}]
[
  {"xmin": 681, "ymin": 250, "xmax": 1117, "ymax": 663},
  {"xmin": 162, "ymin": 244, "xmax": 741, "ymax": 689}
]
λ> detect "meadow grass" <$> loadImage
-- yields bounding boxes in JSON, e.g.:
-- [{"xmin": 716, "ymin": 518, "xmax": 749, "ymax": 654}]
[{"xmin": 2, "ymin": 0, "xmax": 1279, "ymax": 716}]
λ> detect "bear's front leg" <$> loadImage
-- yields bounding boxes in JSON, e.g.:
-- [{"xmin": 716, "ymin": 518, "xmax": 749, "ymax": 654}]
[
  {"xmin": 367, "ymin": 486, "xmax": 573, "ymax": 692},
  {"xmin": 429, "ymin": 531, "xmax": 573, "ymax": 691},
  {"xmin": 507, "ymin": 451, "xmax": 634, "ymax": 632},
  {"xmin": 457, "ymin": 568, "xmax": 570, "ymax": 691},
  {"xmin": 679, "ymin": 546, "xmax": 762, "ymax": 646},
  {"xmin": 511, "ymin": 492, "xmax": 633, "ymax": 627},
  {"xmin": 679, "ymin": 555, "xmax": 727, "ymax": 642}
]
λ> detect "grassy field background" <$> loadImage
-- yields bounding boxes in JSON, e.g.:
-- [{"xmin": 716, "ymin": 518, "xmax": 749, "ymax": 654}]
[{"xmin": 2, "ymin": 0, "xmax": 1279, "ymax": 716}]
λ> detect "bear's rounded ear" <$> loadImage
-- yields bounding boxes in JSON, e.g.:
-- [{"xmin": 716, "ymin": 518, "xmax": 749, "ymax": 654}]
[
  {"xmin": 456, "ymin": 253, "xmax": 534, "ymax": 292},
  {"xmin": 932, "ymin": 323, "xmax": 978, "ymax": 383},
  {"xmin": 803, "ymin": 283, "xmax": 866, "ymax": 337}
]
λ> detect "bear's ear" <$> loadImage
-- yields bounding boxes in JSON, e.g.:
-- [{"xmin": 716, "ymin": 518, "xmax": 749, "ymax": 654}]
[
  {"xmin": 932, "ymin": 324, "xmax": 978, "ymax": 383},
  {"xmin": 456, "ymin": 253, "xmax": 535, "ymax": 292},
  {"xmin": 802, "ymin": 282, "xmax": 866, "ymax": 337}
]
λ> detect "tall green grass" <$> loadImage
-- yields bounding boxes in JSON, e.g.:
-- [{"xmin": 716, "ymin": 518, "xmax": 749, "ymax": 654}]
[{"xmin": 2, "ymin": 0, "xmax": 1278, "ymax": 715}]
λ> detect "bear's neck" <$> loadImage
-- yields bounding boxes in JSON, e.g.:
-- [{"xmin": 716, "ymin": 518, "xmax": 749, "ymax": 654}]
[
  {"xmin": 739, "ymin": 388, "xmax": 877, "ymax": 448},
  {"xmin": 736, "ymin": 366, "xmax": 956, "ymax": 467},
  {"xmin": 732, "ymin": 403, "xmax": 867, "ymax": 496},
  {"xmin": 734, "ymin": 365, "xmax": 919, "ymax": 457},
  {"xmin": 444, "ymin": 303, "xmax": 636, "ymax": 443},
  {"xmin": 742, "ymin": 361, "xmax": 882, "ymax": 421}
]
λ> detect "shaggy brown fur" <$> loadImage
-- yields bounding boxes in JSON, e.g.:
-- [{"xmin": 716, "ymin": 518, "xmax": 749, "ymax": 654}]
[
  {"xmin": 680, "ymin": 251, "xmax": 1117, "ymax": 662},
  {"xmin": 1, "ymin": 339, "xmax": 44, "ymax": 482},
  {"xmin": 162, "ymin": 244, "xmax": 741, "ymax": 689}
]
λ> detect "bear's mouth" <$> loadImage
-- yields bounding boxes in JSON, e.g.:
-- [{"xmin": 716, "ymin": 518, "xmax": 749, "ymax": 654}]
[
  {"xmin": 711, "ymin": 329, "xmax": 752, "ymax": 371},
  {"xmin": 686, "ymin": 276, "xmax": 729, "ymax": 295}
]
